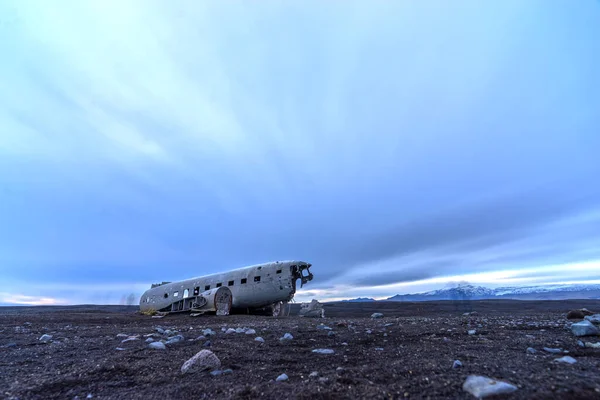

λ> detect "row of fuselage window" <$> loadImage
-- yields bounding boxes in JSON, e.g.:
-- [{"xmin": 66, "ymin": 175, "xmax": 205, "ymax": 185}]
[{"xmin": 163, "ymin": 269, "xmax": 283, "ymax": 299}]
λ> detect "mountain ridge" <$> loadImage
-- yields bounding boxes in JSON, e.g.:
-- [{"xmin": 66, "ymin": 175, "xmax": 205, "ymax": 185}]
[{"xmin": 345, "ymin": 284, "xmax": 600, "ymax": 302}]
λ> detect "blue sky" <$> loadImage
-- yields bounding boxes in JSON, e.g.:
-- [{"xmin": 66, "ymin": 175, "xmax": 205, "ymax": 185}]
[{"xmin": 1, "ymin": 1, "xmax": 599, "ymax": 305}]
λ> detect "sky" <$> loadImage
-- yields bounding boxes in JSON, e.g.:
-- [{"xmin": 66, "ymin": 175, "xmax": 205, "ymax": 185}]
[{"xmin": 0, "ymin": 0, "xmax": 599, "ymax": 305}]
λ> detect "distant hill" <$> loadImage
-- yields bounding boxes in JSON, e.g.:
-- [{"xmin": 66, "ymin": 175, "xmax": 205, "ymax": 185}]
[
  {"xmin": 341, "ymin": 284, "xmax": 600, "ymax": 302},
  {"xmin": 385, "ymin": 284, "xmax": 600, "ymax": 302},
  {"xmin": 341, "ymin": 297, "xmax": 376, "ymax": 302}
]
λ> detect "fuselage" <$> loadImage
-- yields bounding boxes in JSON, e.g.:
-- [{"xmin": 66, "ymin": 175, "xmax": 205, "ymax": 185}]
[{"xmin": 139, "ymin": 260, "xmax": 313, "ymax": 313}]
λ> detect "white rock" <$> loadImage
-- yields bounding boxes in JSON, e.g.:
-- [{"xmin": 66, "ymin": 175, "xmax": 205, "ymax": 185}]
[
  {"xmin": 145, "ymin": 338, "xmax": 155, "ymax": 343},
  {"xmin": 39, "ymin": 334, "xmax": 53, "ymax": 342},
  {"xmin": 309, "ymin": 371, "xmax": 319, "ymax": 378},
  {"xmin": 585, "ymin": 342, "xmax": 600, "ymax": 348},
  {"xmin": 371, "ymin": 313, "xmax": 384, "ymax": 319},
  {"xmin": 116, "ymin": 333, "xmax": 129, "ymax": 338},
  {"xmin": 312, "ymin": 349, "xmax": 335, "ymax": 354},
  {"xmin": 571, "ymin": 320, "xmax": 599, "ymax": 337},
  {"xmin": 280, "ymin": 333, "xmax": 293, "ymax": 342},
  {"xmin": 245, "ymin": 329, "xmax": 257, "ymax": 335},
  {"xmin": 468, "ymin": 330, "xmax": 476, "ymax": 335},
  {"xmin": 255, "ymin": 337, "xmax": 265, "ymax": 343},
  {"xmin": 276, "ymin": 373, "xmax": 289, "ymax": 382},
  {"xmin": 453, "ymin": 360, "xmax": 463, "ymax": 368},
  {"xmin": 149, "ymin": 342, "xmax": 166, "ymax": 350},
  {"xmin": 235, "ymin": 328, "xmax": 245, "ymax": 334},
  {"xmin": 121, "ymin": 337, "xmax": 139, "ymax": 343},
  {"xmin": 543, "ymin": 347, "xmax": 562, "ymax": 354},
  {"xmin": 181, "ymin": 350, "xmax": 221, "ymax": 373},
  {"xmin": 225, "ymin": 328, "xmax": 236, "ymax": 334},
  {"xmin": 555, "ymin": 356, "xmax": 577, "ymax": 364},
  {"xmin": 584, "ymin": 314, "xmax": 600, "ymax": 324},
  {"xmin": 463, "ymin": 375, "xmax": 517, "ymax": 398},
  {"xmin": 203, "ymin": 329, "xmax": 216, "ymax": 337},
  {"xmin": 526, "ymin": 347, "xmax": 537, "ymax": 354}
]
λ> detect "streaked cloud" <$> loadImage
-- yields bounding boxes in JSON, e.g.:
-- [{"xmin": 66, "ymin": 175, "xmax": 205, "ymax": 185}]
[{"xmin": 0, "ymin": 0, "xmax": 599, "ymax": 304}]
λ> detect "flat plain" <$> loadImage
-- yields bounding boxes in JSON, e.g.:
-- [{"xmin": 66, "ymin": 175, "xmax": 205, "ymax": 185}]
[{"xmin": 1, "ymin": 299, "xmax": 600, "ymax": 399}]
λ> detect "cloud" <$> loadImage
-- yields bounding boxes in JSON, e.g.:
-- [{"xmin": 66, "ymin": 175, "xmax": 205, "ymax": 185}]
[
  {"xmin": 0, "ymin": 1, "xmax": 599, "ymax": 302},
  {"xmin": 0, "ymin": 293, "xmax": 67, "ymax": 306}
]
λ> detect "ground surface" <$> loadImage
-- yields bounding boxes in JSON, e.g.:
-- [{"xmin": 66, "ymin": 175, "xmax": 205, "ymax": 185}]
[{"xmin": 1, "ymin": 300, "xmax": 600, "ymax": 400}]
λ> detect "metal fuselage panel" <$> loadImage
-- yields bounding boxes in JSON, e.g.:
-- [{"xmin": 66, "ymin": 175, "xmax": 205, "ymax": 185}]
[{"xmin": 139, "ymin": 261, "xmax": 311, "ymax": 312}]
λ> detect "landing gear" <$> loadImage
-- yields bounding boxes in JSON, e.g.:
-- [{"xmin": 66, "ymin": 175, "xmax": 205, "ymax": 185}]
[{"xmin": 272, "ymin": 301, "xmax": 290, "ymax": 317}]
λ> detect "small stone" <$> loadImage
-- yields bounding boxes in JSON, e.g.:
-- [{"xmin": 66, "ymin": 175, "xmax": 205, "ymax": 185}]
[
  {"xmin": 164, "ymin": 330, "xmax": 174, "ymax": 336},
  {"xmin": 453, "ymin": 360, "xmax": 463, "ymax": 368},
  {"xmin": 463, "ymin": 375, "xmax": 517, "ymax": 398},
  {"xmin": 555, "ymin": 356, "xmax": 577, "ymax": 364},
  {"xmin": 195, "ymin": 335, "xmax": 206, "ymax": 341},
  {"xmin": 225, "ymin": 328, "xmax": 236, "ymax": 334},
  {"xmin": 203, "ymin": 340, "xmax": 211, "ymax": 347},
  {"xmin": 585, "ymin": 342, "xmax": 600, "ymax": 349},
  {"xmin": 543, "ymin": 347, "xmax": 562, "ymax": 354},
  {"xmin": 116, "ymin": 333, "xmax": 128, "ymax": 338},
  {"xmin": 145, "ymin": 338, "xmax": 155, "ymax": 343},
  {"xmin": 276, "ymin": 373, "xmax": 289, "ymax": 382},
  {"xmin": 210, "ymin": 370, "xmax": 223, "ymax": 377},
  {"xmin": 245, "ymin": 329, "xmax": 257, "ymax": 335},
  {"xmin": 39, "ymin": 334, "xmax": 53, "ymax": 342},
  {"xmin": 181, "ymin": 350, "xmax": 221, "ymax": 373},
  {"xmin": 577, "ymin": 340, "xmax": 585, "ymax": 348},
  {"xmin": 526, "ymin": 347, "xmax": 537, "ymax": 354},
  {"xmin": 309, "ymin": 371, "xmax": 319, "ymax": 378},
  {"xmin": 336, "ymin": 367, "xmax": 345, "ymax": 372},
  {"xmin": 317, "ymin": 324, "xmax": 332, "ymax": 330},
  {"xmin": 255, "ymin": 337, "xmax": 265, "ymax": 343},
  {"xmin": 371, "ymin": 313, "xmax": 384, "ymax": 319},
  {"xmin": 571, "ymin": 320, "xmax": 599, "ymax": 337},
  {"xmin": 115, "ymin": 347, "xmax": 126, "ymax": 351},
  {"xmin": 155, "ymin": 327, "xmax": 165, "ymax": 334},
  {"xmin": 312, "ymin": 348, "xmax": 335, "ymax": 354},
  {"xmin": 149, "ymin": 342, "xmax": 166, "ymax": 350},
  {"xmin": 223, "ymin": 369, "xmax": 233, "ymax": 374},
  {"xmin": 525, "ymin": 335, "xmax": 535, "ymax": 339},
  {"xmin": 280, "ymin": 333, "xmax": 293, "ymax": 342},
  {"xmin": 165, "ymin": 335, "xmax": 184, "ymax": 345},
  {"xmin": 374, "ymin": 347, "xmax": 384, "ymax": 351},
  {"xmin": 121, "ymin": 337, "xmax": 139, "ymax": 343},
  {"xmin": 327, "ymin": 331, "xmax": 336, "ymax": 337},
  {"xmin": 203, "ymin": 329, "xmax": 216, "ymax": 337},
  {"xmin": 235, "ymin": 328, "xmax": 245, "ymax": 334},
  {"xmin": 468, "ymin": 330, "xmax": 476, "ymax": 335},
  {"xmin": 319, "ymin": 377, "xmax": 329, "ymax": 383}
]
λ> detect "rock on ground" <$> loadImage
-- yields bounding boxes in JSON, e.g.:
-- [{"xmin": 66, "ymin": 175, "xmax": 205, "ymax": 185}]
[
  {"xmin": 584, "ymin": 314, "xmax": 600, "ymax": 324},
  {"xmin": 312, "ymin": 349, "xmax": 335, "ymax": 354},
  {"xmin": 149, "ymin": 342, "xmax": 166, "ymax": 350},
  {"xmin": 571, "ymin": 320, "xmax": 599, "ymax": 337},
  {"xmin": 555, "ymin": 356, "xmax": 577, "ymax": 364},
  {"xmin": 181, "ymin": 350, "xmax": 221, "ymax": 374},
  {"xmin": 567, "ymin": 309, "xmax": 595, "ymax": 320},
  {"xmin": 276, "ymin": 373, "xmax": 288, "ymax": 382},
  {"xmin": 371, "ymin": 313, "xmax": 384, "ymax": 319},
  {"xmin": 463, "ymin": 375, "xmax": 518, "ymax": 398}
]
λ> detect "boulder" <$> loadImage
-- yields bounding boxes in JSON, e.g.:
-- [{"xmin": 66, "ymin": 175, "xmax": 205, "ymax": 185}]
[
  {"xmin": 463, "ymin": 375, "xmax": 517, "ymax": 398},
  {"xmin": 181, "ymin": 350, "xmax": 221, "ymax": 373},
  {"xmin": 571, "ymin": 320, "xmax": 599, "ymax": 337},
  {"xmin": 584, "ymin": 314, "xmax": 600, "ymax": 324},
  {"xmin": 567, "ymin": 309, "xmax": 595, "ymax": 320}
]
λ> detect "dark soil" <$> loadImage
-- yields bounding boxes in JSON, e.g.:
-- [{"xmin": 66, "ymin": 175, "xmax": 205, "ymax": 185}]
[{"xmin": 1, "ymin": 300, "xmax": 600, "ymax": 400}]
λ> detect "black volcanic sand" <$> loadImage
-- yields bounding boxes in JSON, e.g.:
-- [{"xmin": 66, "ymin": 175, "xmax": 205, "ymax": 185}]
[{"xmin": 1, "ymin": 300, "xmax": 600, "ymax": 400}]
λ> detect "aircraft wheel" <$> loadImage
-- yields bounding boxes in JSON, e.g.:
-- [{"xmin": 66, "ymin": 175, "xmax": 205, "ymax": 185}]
[{"xmin": 272, "ymin": 301, "xmax": 290, "ymax": 317}]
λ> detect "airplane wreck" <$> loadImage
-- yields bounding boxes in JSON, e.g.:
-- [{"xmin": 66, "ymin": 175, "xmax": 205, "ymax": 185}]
[{"xmin": 139, "ymin": 261, "xmax": 313, "ymax": 317}]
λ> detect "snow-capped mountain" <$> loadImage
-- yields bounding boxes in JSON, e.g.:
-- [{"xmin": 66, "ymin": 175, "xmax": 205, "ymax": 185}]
[{"xmin": 384, "ymin": 284, "xmax": 600, "ymax": 302}]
